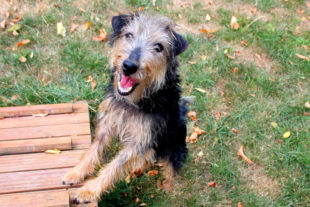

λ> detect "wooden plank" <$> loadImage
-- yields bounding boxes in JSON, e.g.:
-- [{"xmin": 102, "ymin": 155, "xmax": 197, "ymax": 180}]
[
  {"xmin": 0, "ymin": 103, "xmax": 73, "ymax": 118},
  {"xmin": 0, "ymin": 112, "xmax": 89, "ymax": 129},
  {"xmin": 73, "ymin": 102, "xmax": 89, "ymax": 113},
  {"xmin": 0, "ymin": 190, "xmax": 70, "ymax": 207},
  {"xmin": 0, "ymin": 123, "xmax": 90, "ymax": 141},
  {"xmin": 72, "ymin": 135, "xmax": 92, "ymax": 149},
  {"xmin": 69, "ymin": 188, "xmax": 98, "ymax": 207},
  {"xmin": 0, "ymin": 137, "xmax": 72, "ymax": 155},
  {"xmin": 0, "ymin": 168, "xmax": 82, "ymax": 194},
  {"xmin": 0, "ymin": 150, "xmax": 84, "ymax": 173}
]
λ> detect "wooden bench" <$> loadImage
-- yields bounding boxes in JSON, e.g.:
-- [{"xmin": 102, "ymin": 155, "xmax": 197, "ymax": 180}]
[{"xmin": 0, "ymin": 102, "xmax": 97, "ymax": 207}]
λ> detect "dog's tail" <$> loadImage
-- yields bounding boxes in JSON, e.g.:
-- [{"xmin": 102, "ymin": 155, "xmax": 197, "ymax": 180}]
[{"xmin": 180, "ymin": 96, "xmax": 194, "ymax": 120}]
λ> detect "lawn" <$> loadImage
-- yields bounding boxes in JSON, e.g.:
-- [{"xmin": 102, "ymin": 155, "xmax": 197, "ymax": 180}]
[{"xmin": 1, "ymin": 0, "xmax": 310, "ymax": 206}]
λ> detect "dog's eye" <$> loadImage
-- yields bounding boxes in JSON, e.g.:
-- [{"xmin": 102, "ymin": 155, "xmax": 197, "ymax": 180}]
[
  {"xmin": 125, "ymin": 32, "xmax": 133, "ymax": 39},
  {"xmin": 154, "ymin": 43, "xmax": 164, "ymax": 53}
]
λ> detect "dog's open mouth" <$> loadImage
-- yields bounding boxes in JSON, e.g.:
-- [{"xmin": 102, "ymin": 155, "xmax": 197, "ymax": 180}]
[{"xmin": 117, "ymin": 74, "xmax": 139, "ymax": 96}]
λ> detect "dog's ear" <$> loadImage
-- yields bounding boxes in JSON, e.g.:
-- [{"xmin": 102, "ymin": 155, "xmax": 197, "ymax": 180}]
[
  {"xmin": 172, "ymin": 31, "xmax": 189, "ymax": 56},
  {"xmin": 111, "ymin": 14, "xmax": 131, "ymax": 37}
]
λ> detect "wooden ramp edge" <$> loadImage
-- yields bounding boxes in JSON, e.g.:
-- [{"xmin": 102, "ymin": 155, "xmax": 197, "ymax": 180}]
[{"xmin": 0, "ymin": 102, "xmax": 98, "ymax": 207}]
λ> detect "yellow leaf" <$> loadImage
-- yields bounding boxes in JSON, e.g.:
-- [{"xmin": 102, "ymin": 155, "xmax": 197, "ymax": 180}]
[
  {"xmin": 19, "ymin": 56, "xmax": 27, "ymax": 63},
  {"xmin": 230, "ymin": 16, "xmax": 240, "ymax": 30},
  {"xmin": 197, "ymin": 151, "xmax": 204, "ymax": 157},
  {"xmin": 271, "ymin": 122, "xmax": 278, "ymax": 128},
  {"xmin": 82, "ymin": 22, "xmax": 93, "ymax": 31},
  {"xmin": 17, "ymin": 39, "xmax": 30, "ymax": 47},
  {"xmin": 45, "ymin": 149, "xmax": 61, "ymax": 154},
  {"xmin": 283, "ymin": 131, "xmax": 291, "ymax": 139},
  {"xmin": 57, "ymin": 22, "xmax": 66, "ymax": 37},
  {"xmin": 195, "ymin": 88, "xmax": 206, "ymax": 93},
  {"xmin": 205, "ymin": 14, "xmax": 211, "ymax": 21},
  {"xmin": 125, "ymin": 175, "xmax": 131, "ymax": 184}
]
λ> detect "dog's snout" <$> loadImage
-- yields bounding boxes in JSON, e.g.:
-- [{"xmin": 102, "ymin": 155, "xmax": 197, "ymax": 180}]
[{"xmin": 122, "ymin": 60, "xmax": 138, "ymax": 76}]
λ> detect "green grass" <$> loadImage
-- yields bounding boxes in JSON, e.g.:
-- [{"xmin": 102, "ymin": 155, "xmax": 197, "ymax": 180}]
[{"xmin": 1, "ymin": 0, "xmax": 310, "ymax": 206}]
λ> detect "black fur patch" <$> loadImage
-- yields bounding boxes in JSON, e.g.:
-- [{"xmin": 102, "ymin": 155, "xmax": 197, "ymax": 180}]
[{"xmin": 172, "ymin": 31, "xmax": 189, "ymax": 56}]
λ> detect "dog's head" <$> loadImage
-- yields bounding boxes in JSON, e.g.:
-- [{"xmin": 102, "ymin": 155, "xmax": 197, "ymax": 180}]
[{"xmin": 109, "ymin": 13, "xmax": 188, "ymax": 102}]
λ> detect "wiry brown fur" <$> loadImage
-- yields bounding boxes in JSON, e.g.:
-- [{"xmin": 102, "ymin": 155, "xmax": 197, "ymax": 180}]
[{"xmin": 62, "ymin": 13, "xmax": 188, "ymax": 204}]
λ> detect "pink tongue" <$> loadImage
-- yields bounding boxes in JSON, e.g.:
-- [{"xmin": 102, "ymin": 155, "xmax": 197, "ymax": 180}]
[{"xmin": 120, "ymin": 75, "xmax": 136, "ymax": 89}]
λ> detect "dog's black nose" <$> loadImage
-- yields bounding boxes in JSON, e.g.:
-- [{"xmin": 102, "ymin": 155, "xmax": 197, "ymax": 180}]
[{"xmin": 122, "ymin": 60, "xmax": 138, "ymax": 76}]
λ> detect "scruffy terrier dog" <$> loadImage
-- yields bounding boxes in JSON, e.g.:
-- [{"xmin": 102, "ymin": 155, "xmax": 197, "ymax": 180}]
[{"xmin": 62, "ymin": 13, "xmax": 189, "ymax": 204}]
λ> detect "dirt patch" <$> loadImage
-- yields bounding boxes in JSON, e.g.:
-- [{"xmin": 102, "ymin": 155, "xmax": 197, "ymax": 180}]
[
  {"xmin": 224, "ymin": 42, "xmax": 279, "ymax": 73},
  {"xmin": 240, "ymin": 165, "xmax": 281, "ymax": 197}
]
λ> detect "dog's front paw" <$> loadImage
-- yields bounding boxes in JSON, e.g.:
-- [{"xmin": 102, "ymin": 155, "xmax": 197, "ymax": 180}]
[
  {"xmin": 73, "ymin": 183, "xmax": 99, "ymax": 204},
  {"xmin": 62, "ymin": 168, "xmax": 85, "ymax": 186}
]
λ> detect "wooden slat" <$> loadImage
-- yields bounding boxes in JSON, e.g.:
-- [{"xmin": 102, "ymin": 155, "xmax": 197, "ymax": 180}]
[
  {"xmin": 72, "ymin": 135, "xmax": 92, "ymax": 149},
  {"xmin": 72, "ymin": 102, "xmax": 89, "ymax": 113},
  {"xmin": 0, "ymin": 123, "xmax": 90, "ymax": 141},
  {"xmin": 0, "ymin": 103, "xmax": 73, "ymax": 118},
  {"xmin": 0, "ymin": 168, "xmax": 82, "ymax": 194},
  {"xmin": 69, "ymin": 188, "xmax": 98, "ymax": 207},
  {"xmin": 0, "ymin": 190, "xmax": 70, "ymax": 207},
  {"xmin": 0, "ymin": 150, "xmax": 84, "ymax": 173},
  {"xmin": 0, "ymin": 137, "xmax": 72, "ymax": 155},
  {"xmin": 0, "ymin": 112, "xmax": 89, "ymax": 129}
]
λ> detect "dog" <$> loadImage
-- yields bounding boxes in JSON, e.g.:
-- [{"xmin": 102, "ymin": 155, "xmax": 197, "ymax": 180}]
[{"xmin": 62, "ymin": 13, "xmax": 189, "ymax": 204}]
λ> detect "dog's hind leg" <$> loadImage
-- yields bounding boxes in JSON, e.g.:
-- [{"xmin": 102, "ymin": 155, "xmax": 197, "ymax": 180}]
[
  {"xmin": 161, "ymin": 161, "xmax": 175, "ymax": 192},
  {"xmin": 72, "ymin": 145, "xmax": 154, "ymax": 203}
]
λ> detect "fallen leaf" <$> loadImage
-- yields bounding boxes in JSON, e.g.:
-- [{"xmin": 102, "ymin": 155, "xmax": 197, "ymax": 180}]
[
  {"xmin": 122, "ymin": 192, "xmax": 128, "ymax": 197},
  {"xmin": 304, "ymin": 112, "xmax": 310, "ymax": 116},
  {"xmin": 11, "ymin": 94, "xmax": 20, "ymax": 101},
  {"xmin": 54, "ymin": 4, "xmax": 61, "ymax": 8},
  {"xmin": 195, "ymin": 88, "xmax": 206, "ymax": 93},
  {"xmin": 197, "ymin": 151, "xmax": 204, "ymax": 157},
  {"xmin": 296, "ymin": 53, "xmax": 309, "ymax": 61},
  {"xmin": 200, "ymin": 28, "xmax": 218, "ymax": 34},
  {"xmin": 238, "ymin": 202, "xmax": 243, "ymax": 207},
  {"xmin": 236, "ymin": 50, "xmax": 241, "ymax": 56},
  {"xmin": 19, "ymin": 56, "xmax": 26, "ymax": 63},
  {"xmin": 232, "ymin": 128, "xmax": 239, "ymax": 134},
  {"xmin": 186, "ymin": 136, "xmax": 190, "ymax": 143},
  {"xmin": 240, "ymin": 40, "xmax": 248, "ymax": 46},
  {"xmin": 11, "ymin": 16, "xmax": 22, "ymax": 23},
  {"xmin": 193, "ymin": 127, "xmax": 205, "ymax": 135},
  {"xmin": 206, "ymin": 14, "xmax": 211, "ymax": 21},
  {"xmin": 135, "ymin": 198, "xmax": 141, "ymax": 203},
  {"xmin": 237, "ymin": 145, "xmax": 254, "ymax": 165},
  {"xmin": 7, "ymin": 24, "xmax": 21, "ymax": 32},
  {"xmin": 271, "ymin": 122, "xmax": 278, "ymax": 128},
  {"xmin": 91, "ymin": 80, "xmax": 97, "ymax": 90},
  {"xmin": 194, "ymin": 157, "xmax": 199, "ymax": 164},
  {"xmin": 0, "ymin": 20, "xmax": 7, "ymax": 29},
  {"xmin": 32, "ymin": 113, "xmax": 48, "ymax": 117},
  {"xmin": 45, "ymin": 149, "xmax": 61, "ymax": 154},
  {"xmin": 230, "ymin": 16, "xmax": 240, "ymax": 30},
  {"xmin": 233, "ymin": 67, "xmax": 238, "ymax": 73},
  {"xmin": 305, "ymin": 102, "xmax": 310, "ymax": 109},
  {"xmin": 139, "ymin": 6, "xmax": 144, "ymax": 11},
  {"xmin": 79, "ymin": 8, "xmax": 86, "ymax": 12},
  {"xmin": 188, "ymin": 60, "xmax": 196, "ymax": 64},
  {"xmin": 12, "ymin": 30, "xmax": 19, "ymax": 36},
  {"xmin": 283, "ymin": 131, "xmax": 291, "ymax": 139},
  {"xmin": 92, "ymin": 28, "xmax": 108, "ymax": 42},
  {"xmin": 70, "ymin": 23, "xmax": 79, "ymax": 33},
  {"xmin": 187, "ymin": 111, "xmax": 197, "ymax": 121},
  {"xmin": 148, "ymin": 170, "xmax": 159, "ymax": 176},
  {"xmin": 57, "ymin": 22, "xmax": 66, "ymax": 37},
  {"xmin": 82, "ymin": 22, "xmax": 92, "ymax": 31},
  {"xmin": 250, "ymin": 6, "xmax": 257, "ymax": 15},
  {"xmin": 200, "ymin": 55, "xmax": 207, "ymax": 60},
  {"xmin": 6, "ymin": 11, "xmax": 11, "ymax": 19},
  {"xmin": 125, "ymin": 175, "xmax": 131, "ymax": 184},
  {"xmin": 297, "ymin": 9, "xmax": 304, "ymax": 15},
  {"xmin": 208, "ymin": 181, "xmax": 217, "ymax": 187},
  {"xmin": 140, "ymin": 203, "xmax": 147, "ymax": 207},
  {"xmin": 17, "ymin": 39, "xmax": 30, "ymax": 47},
  {"xmin": 86, "ymin": 75, "xmax": 93, "ymax": 82},
  {"xmin": 189, "ymin": 132, "xmax": 198, "ymax": 143},
  {"xmin": 0, "ymin": 116, "xmax": 4, "ymax": 120},
  {"xmin": 157, "ymin": 180, "xmax": 163, "ymax": 189},
  {"xmin": 214, "ymin": 112, "xmax": 221, "ymax": 121}
]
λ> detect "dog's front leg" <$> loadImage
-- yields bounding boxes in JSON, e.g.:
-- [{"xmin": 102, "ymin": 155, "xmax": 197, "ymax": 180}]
[
  {"xmin": 62, "ymin": 118, "xmax": 115, "ymax": 185},
  {"xmin": 73, "ymin": 145, "xmax": 153, "ymax": 204}
]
